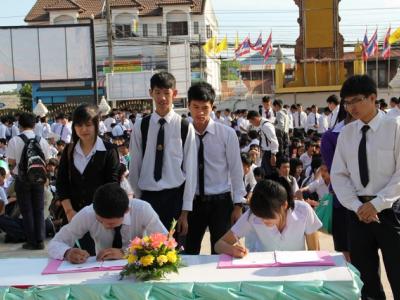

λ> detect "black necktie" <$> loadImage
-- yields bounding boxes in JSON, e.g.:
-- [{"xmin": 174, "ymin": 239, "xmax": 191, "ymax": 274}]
[
  {"xmin": 154, "ymin": 118, "xmax": 166, "ymax": 181},
  {"xmin": 198, "ymin": 132, "xmax": 208, "ymax": 199},
  {"xmin": 112, "ymin": 225, "xmax": 122, "ymax": 249},
  {"xmin": 314, "ymin": 114, "xmax": 317, "ymax": 125},
  {"xmin": 358, "ymin": 125, "xmax": 370, "ymax": 187},
  {"xmin": 266, "ymin": 110, "xmax": 270, "ymax": 119},
  {"xmin": 60, "ymin": 125, "xmax": 65, "ymax": 139}
]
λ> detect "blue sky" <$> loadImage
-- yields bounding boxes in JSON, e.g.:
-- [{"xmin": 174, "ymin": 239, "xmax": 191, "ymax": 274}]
[{"xmin": 1, "ymin": 0, "xmax": 400, "ymax": 91}]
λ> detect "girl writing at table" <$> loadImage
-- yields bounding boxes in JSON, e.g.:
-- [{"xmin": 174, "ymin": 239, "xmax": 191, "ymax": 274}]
[{"xmin": 214, "ymin": 179, "xmax": 322, "ymax": 258}]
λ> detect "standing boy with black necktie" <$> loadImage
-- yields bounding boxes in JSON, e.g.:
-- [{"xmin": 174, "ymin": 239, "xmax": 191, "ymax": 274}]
[
  {"xmin": 128, "ymin": 72, "xmax": 197, "ymax": 237},
  {"xmin": 331, "ymin": 75, "xmax": 400, "ymax": 300},
  {"xmin": 185, "ymin": 82, "xmax": 246, "ymax": 254}
]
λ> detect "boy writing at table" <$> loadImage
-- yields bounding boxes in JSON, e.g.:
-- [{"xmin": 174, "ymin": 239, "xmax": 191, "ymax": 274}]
[
  {"xmin": 48, "ymin": 183, "xmax": 166, "ymax": 263},
  {"xmin": 214, "ymin": 179, "xmax": 321, "ymax": 258}
]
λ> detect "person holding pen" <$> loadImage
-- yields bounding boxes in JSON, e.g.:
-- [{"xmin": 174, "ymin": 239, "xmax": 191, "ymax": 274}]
[
  {"xmin": 48, "ymin": 183, "xmax": 166, "ymax": 264},
  {"xmin": 214, "ymin": 179, "xmax": 322, "ymax": 258}
]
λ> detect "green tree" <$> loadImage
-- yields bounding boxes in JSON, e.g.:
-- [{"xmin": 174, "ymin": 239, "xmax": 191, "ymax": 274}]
[
  {"xmin": 18, "ymin": 83, "xmax": 32, "ymax": 111},
  {"xmin": 221, "ymin": 60, "xmax": 241, "ymax": 81}
]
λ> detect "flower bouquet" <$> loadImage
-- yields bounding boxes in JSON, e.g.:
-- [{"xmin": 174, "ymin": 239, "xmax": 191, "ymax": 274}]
[{"xmin": 120, "ymin": 220, "xmax": 184, "ymax": 281}]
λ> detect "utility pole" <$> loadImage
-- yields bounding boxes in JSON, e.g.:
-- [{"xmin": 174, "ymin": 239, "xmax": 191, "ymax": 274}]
[{"xmin": 106, "ymin": 0, "xmax": 114, "ymax": 107}]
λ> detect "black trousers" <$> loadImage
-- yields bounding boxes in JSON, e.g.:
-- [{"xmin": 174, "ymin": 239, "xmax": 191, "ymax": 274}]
[
  {"xmin": 15, "ymin": 177, "xmax": 45, "ymax": 245},
  {"xmin": 185, "ymin": 193, "xmax": 233, "ymax": 255},
  {"xmin": 293, "ymin": 128, "xmax": 305, "ymax": 139},
  {"xmin": 141, "ymin": 185, "xmax": 184, "ymax": 231},
  {"xmin": 348, "ymin": 201, "xmax": 400, "ymax": 300},
  {"xmin": 0, "ymin": 215, "xmax": 55, "ymax": 241}
]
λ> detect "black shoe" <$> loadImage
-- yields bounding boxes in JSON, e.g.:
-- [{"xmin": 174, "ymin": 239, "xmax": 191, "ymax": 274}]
[{"xmin": 22, "ymin": 242, "xmax": 45, "ymax": 250}]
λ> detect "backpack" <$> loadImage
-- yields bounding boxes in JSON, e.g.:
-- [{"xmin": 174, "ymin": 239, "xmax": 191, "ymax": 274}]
[
  {"xmin": 140, "ymin": 114, "xmax": 189, "ymax": 158},
  {"xmin": 18, "ymin": 134, "xmax": 47, "ymax": 185},
  {"xmin": 261, "ymin": 120, "xmax": 288, "ymax": 156}
]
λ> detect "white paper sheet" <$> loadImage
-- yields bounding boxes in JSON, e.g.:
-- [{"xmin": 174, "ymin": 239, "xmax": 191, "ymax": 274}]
[
  {"xmin": 275, "ymin": 251, "xmax": 321, "ymax": 264},
  {"xmin": 58, "ymin": 257, "xmax": 102, "ymax": 271},
  {"xmin": 231, "ymin": 252, "xmax": 276, "ymax": 266},
  {"xmin": 101, "ymin": 259, "xmax": 127, "ymax": 268}
]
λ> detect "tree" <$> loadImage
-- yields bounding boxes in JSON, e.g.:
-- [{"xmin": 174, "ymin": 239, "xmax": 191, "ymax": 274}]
[
  {"xmin": 221, "ymin": 60, "xmax": 241, "ymax": 81},
  {"xmin": 18, "ymin": 83, "xmax": 32, "ymax": 111}
]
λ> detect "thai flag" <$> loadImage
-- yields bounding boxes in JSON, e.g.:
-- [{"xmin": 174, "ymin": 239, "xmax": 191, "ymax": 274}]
[
  {"xmin": 382, "ymin": 27, "xmax": 391, "ymax": 60},
  {"xmin": 235, "ymin": 37, "xmax": 251, "ymax": 58},
  {"xmin": 261, "ymin": 32, "xmax": 273, "ymax": 62},
  {"xmin": 251, "ymin": 34, "xmax": 263, "ymax": 51},
  {"xmin": 362, "ymin": 30, "xmax": 369, "ymax": 61},
  {"xmin": 366, "ymin": 29, "xmax": 378, "ymax": 57}
]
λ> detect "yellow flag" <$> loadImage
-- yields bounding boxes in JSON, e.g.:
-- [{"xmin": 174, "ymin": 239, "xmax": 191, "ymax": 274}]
[
  {"xmin": 203, "ymin": 36, "xmax": 216, "ymax": 57},
  {"xmin": 215, "ymin": 36, "xmax": 228, "ymax": 54},
  {"xmin": 389, "ymin": 27, "xmax": 400, "ymax": 44},
  {"xmin": 234, "ymin": 33, "xmax": 239, "ymax": 50}
]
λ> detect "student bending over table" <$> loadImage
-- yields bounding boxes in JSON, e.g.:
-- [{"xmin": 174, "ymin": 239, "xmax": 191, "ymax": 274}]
[
  {"xmin": 214, "ymin": 179, "xmax": 322, "ymax": 258},
  {"xmin": 48, "ymin": 183, "xmax": 166, "ymax": 264}
]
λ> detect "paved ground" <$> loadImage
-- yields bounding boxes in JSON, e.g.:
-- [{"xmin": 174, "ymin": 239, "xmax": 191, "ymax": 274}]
[{"xmin": 0, "ymin": 231, "xmax": 393, "ymax": 299}]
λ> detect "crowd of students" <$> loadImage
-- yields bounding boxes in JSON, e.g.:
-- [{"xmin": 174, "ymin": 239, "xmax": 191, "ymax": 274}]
[{"xmin": 0, "ymin": 72, "xmax": 399, "ymax": 300}]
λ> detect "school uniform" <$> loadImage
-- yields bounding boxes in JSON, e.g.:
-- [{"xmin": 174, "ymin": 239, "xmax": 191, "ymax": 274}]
[
  {"xmin": 307, "ymin": 178, "xmax": 329, "ymax": 200},
  {"xmin": 299, "ymin": 152, "xmax": 313, "ymax": 171},
  {"xmin": 305, "ymin": 112, "xmax": 320, "ymax": 133},
  {"xmin": 128, "ymin": 110, "xmax": 197, "ymax": 231},
  {"xmin": 48, "ymin": 199, "xmax": 167, "ymax": 260},
  {"xmin": 56, "ymin": 137, "xmax": 120, "ymax": 255},
  {"xmin": 292, "ymin": 111, "xmax": 307, "ymax": 138},
  {"xmin": 331, "ymin": 111, "xmax": 400, "ymax": 300},
  {"xmin": 231, "ymin": 200, "xmax": 322, "ymax": 252},
  {"xmin": 185, "ymin": 119, "xmax": 246, "ymax": 254},
  {"xmin": 386, "ymin": 106, "xmax": 400, "ymax": 119},
  {"xmin": 54, "ymin": 123, "xmax": 72, "ymax": 143},
  {"xmin": 6, "ymin": 129, "xmax": 50, "ymax": 248},
  {"xmin": 262, "ymin": 107, "xmax": 276, "ymax": 123},
  {"xmin": 258, "ymin": 118, "xmax": 279, "ymax": 177},
  {"xmin": 318, "ymin": 114, "xmax": 329, "ymax": 134},
  {"xmin": 111, "ymin": 123, "xmax": 126, "ymax": 138},
  {"xmin": 103, "ymin": 117, "xmax": 116, "ymax": 133},
  {"xmin": 328, "ymin": 106, "xmax": 339, "ymax": 129}
]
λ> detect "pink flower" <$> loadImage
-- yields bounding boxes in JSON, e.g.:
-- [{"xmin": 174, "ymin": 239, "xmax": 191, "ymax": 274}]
[
  {"xmin": 130, "ymin": 237, "xmax": 142, "ymax": 248},
  {"xmin": 165, "ymin": 238, "xmax": 178, "ymax": 250},
  {"xmin": 150, "ymin": 233, "xmax": 168, "ymax": 248}
]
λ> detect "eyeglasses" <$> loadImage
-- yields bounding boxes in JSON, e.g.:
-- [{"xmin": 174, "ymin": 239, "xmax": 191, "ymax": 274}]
[{"xmin": 343, "ymin": 96, "xmax": 366, "ymax": 107}]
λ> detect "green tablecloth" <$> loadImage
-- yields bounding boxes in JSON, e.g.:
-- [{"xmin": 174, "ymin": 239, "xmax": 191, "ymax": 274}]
[{"xmin": 0, "ymin": 266, "xmax": 362, "ymax": 300}]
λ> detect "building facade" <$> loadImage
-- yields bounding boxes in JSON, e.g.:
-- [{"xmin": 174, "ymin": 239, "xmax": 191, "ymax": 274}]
[{"xmin": 25, "ymin": 0, "xmax": 221, "ymax": 106}]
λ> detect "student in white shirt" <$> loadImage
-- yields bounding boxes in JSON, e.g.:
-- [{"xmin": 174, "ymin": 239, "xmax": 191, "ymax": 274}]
[
  {"xmin": 215, "ymin": 179, "xmax": 321, "ymax": 257},
  {"xmin": 276, "ymin": 156, "xmax": 299, "ymax": 196},
  {"xmin": 53, "ymin": 114, "xmax": 72, "ymax": 144},
  {"xmin": 292, "ymin": 104, "xmax": 308, "ymax": 138},
  {"xmin": 103, "ymin": 113, "xmax": 116, "ymax": 133},
  {"xmin": 247, "ymin": 111, "xmax": 279, "ymax": 178},
  {"xmin": 6, "ymin": 112, "xmax": 51, "ymax": 250},
  {"xmin": 305, "ymin": 105, "xmax": 320, "ymax": 133},
  {"xmin": 111, "ymin": 122, "xmax": 126, "ymax": 138},
  {"xmin": 48, "ymin": 183, "xmax": 166, "ymax": 263},
  {"xmin": 299, "ymin": 141, "xmax": 315, "ymax": 171},
  {"xmin": 129, "ymin": 72, "xmax": 197, "ymax": 239},
  {"xmin": 386, "ymin": 97, "xmax": 400, "ymax": 119},
  {"xmin": 242, "ymin": 153, "xmax": 257, "ymax": 203},
  {"xmin": 262, "ymin": 96, "xmax": 275, "ymax": 123},
  {"xmin": 327, "ymin": 94, "xmax": 340, "ymax": 129},
  {"xmin": 0, "ymin": 117, "xmax": 7, "ymax": 140},
  {"xmin": 331, "ymin": 75, "xmax": 400, "ymax": 300},
  {"xmin": 318, "ymin": 107, "xmax": 330, "ymax": 134},
  {"xmin": 185, "ymin": 82, "xmax": 246, "ymax": 254},
  {"xmin": 223, "ymin": 109, "xmax": 233, "ymax": 127}
]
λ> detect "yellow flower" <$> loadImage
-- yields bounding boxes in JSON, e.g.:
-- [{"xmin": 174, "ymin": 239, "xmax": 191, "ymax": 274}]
[
  {"xmin": 127, "ymin": 255, "xmax": 137, "ymax": 264},
  {"xmin": 166, "ymin": 251, "xmax": 177, "ymax": 264},
  {"xmin": 143, "ymin": 236, "xmax": 150, "ymax": 243},
  {"xmin": 140, "ymin": 254, "xmax": 155, "ymax": 267},
  {"xmin": 157, "ymin": 255, "xmax": 168, "ymax": 266}
]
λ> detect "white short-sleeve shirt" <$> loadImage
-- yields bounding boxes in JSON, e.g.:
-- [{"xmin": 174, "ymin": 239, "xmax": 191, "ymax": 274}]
[{"xmin": 231, "ymin": 200, "xmax": 322, "ymax": 252}]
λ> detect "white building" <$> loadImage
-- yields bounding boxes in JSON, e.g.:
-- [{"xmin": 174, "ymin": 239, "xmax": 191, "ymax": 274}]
[{"xmin": 25, "ymin": 0, "xmax": 221, "ymax": 100}]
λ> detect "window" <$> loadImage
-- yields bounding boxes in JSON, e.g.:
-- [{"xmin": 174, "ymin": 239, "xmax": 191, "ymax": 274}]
[
  {"xmin": 193, "ymin": 21, "xmax": 199, "ymax": 34},
  {"xmin": 157, "ymin": 23, "xmax": 162, "ymax": 36},
  {"xmin": 115, "ymin": 24, "xmax": 131, "ymax": 38},
  {"xmin": 206, "ymin": 25, "xmax": 212, "ymax": 38},
  {"xmin": 143, "ymin": 24, "xmax": 148, "ymax": 37},
  {"xmin": 167, "ymin": 21, "xmax": 188, "ymax": 36}
]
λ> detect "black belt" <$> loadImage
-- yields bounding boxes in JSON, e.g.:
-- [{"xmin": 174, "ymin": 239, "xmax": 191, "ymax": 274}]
[
  {"xmin": 195, "ymin": 192, "xmax": 231, "ymax": 202},
  {"xmin": 358, "ymin": 196, "xmax": 376, "ymax": 203}
]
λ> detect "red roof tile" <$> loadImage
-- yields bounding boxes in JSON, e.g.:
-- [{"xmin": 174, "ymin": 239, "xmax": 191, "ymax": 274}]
[{"xmin": 25, "ymin": 0, "xmax": 205, "ymax": 22}]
